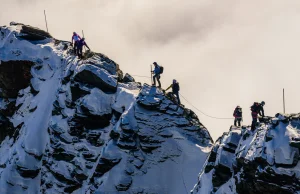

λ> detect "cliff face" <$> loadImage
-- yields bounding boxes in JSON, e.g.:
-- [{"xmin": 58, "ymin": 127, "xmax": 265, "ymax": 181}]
[
  {"xmin": 0, "ymin": 23, "xmax": 212, "ymax": 194},
  {"xmin": 192, "ymin": 114, "xmax": 300, "ymax": 194}
]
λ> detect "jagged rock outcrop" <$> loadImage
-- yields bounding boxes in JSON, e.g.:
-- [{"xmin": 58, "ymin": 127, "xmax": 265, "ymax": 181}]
[
  {"xmin": 0, "ymin": 60, "xmax": 34, "ymax": 98},
  {"xmin": 192, "ymin": 114, "xmax": 300, "ymax": 194},
  {"xmin": 0, "ymin": 23, "xmax": 213, "ymax": 194},
  {"xmin": 10, "ymin": 22, "xmax": 52, "ymax": 41}
]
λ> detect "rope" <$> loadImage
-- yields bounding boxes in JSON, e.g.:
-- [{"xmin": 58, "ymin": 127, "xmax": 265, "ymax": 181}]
[
  {"xmin": 130, "ymin": 74, "xmax": 151, "ymax": 78},
  {"xmin": 179, "ymin": 93, "xmax": 233, "ymax": 120},
  {"xmin": 130, "ymin": 73, "xmax": 233, "ymax": 120}
]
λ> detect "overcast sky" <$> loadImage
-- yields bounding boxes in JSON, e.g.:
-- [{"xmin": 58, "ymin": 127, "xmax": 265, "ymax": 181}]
[{"xmin": 1, "ymin": 0, "xmax": 300, "ymax": 140}]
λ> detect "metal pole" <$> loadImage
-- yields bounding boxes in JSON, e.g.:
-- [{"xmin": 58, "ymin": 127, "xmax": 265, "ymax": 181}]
[
  {"xmin": 44, "ymin": 10, "xmax": 49, "ymax": 33},
  {"xmin": 283, "ymin": 88, "xmax": 286, "ymax": 114},
  {"xmin": 82, "ymin": 30, "xmax": 85, "ymax": 52},
  {"xmin": 150, "ymin": 65, "xmax": 153, "ymax": 85}
]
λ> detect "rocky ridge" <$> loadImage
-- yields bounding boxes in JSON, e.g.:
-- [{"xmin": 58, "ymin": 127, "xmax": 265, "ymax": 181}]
[
  {"xmin": 192, "ymin": 114, "xmax": 300, "ymax": 194},
  {"xmin": 0, "ymin": 23, "xmax": 212, "ymax": 194}
]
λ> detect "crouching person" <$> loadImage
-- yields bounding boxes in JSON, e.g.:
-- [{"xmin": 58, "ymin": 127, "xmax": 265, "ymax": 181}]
[{"xmin": 164, "ymin": 79, "xmax": 181, "ymax": 105}]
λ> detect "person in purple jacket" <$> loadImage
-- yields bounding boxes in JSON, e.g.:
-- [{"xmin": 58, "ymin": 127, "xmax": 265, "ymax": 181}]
[
  {"xmin": 77, "ymin": 38, "xmax": 90, "ymax": 58},
  {"xmin": 71, "ymin": 32, "xmax": 81, "ymax": 54}
]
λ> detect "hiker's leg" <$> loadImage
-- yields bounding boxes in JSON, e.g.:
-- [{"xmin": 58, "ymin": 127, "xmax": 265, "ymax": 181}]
[
  {"xmin": 74, "ymin": 41, "xmax": 78, "ymax": 54},
  {"xmin": 175, "ymin": 92, "xmax": 180, "ymax": 104},
  {"xmin": 251, "ymin": 118, "xmax": 256, "ymax": 131},
  {"xmin": 77, "ymin": 47, "xmax": 80, "ymax": 57},
  {"xmin": 79, "ymin": 48, "xmax": 83, "ymax": 58},
  {"xmin": 157, "ymin": 75, "xmax": 161, "ymax": 87},
  {"xmin": 234, "ymin": 118, "xmax": 237, "ymax": 126},
  {"xmin": 153, "ymin": 75, "xmax": 156, "ymax": 85}
]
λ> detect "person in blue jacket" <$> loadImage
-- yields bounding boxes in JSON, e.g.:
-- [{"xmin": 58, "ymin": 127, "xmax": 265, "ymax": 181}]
[{"xmin": 152, "ymin": 62, "xmax": 161, "ymax": 88}]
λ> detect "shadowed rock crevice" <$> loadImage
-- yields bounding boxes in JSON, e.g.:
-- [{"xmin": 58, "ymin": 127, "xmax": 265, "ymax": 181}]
[{"xmin": 0, "ymin": 60, "xmax": 34, "ymax": 98}]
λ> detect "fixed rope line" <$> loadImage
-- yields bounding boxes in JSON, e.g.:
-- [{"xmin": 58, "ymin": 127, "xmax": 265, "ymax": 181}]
[
  {"xmin": 179, "ymin": 93, "xmax": 233, "ymax": 120},
  {"xmin": 130, "ymin": 73, "xmax": 233, "ymax": 120},
  {"xmin": 130, "ymin": 74, "xmax": 151, "ymax": 78}
]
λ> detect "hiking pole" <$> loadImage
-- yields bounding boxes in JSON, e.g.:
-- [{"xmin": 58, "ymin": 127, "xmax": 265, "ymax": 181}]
[
  {"xmin": 283, "ymin": 88, "xmax": 286, "ymax": 114},
  {"xmin": 150, "ymin": 65, "xmax": 153, "ymax": 85},
  {"xmin": 44, "ymin": 10, "xmax": 49, "ymax": 33},
  {"xmin": 82, "ymin": 30, "xmax": 86, "ymax": 53}
]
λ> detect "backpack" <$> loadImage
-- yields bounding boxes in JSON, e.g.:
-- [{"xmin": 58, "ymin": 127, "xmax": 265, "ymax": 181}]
[
  {"xmin": 159, "ymin": 66, "xmax": 164, "ymax": 74},
  {"xmin": 173, "ymin": 82, "xmax": 180, "ymax": 92},
  {"xmin": 251, "ymin": 103, "xmax": 259, "ymax": 112},
  {"xmin": 234, "ymin": 107, "xmax": 242, "ymax": 117}
]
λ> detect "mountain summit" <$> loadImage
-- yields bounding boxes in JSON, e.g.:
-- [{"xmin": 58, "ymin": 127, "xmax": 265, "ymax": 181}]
[
  {"xmin": 192, "ymin": 114, "xmax": 300, "ymax": 194},
  {"xmin": 0, "ymin": 23, "xmax": 212, "ymax": 194}
]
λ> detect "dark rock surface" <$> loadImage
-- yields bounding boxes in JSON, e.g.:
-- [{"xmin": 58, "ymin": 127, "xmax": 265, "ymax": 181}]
[
  {"xmin": 0, "ymin": 23, "xmax": 213, "ymax": 194},
  {"xmin": 193, "ymin": 114, "xmax": 300, "ymax": 194},
  {"xmin": 0, "ymin": 60, "xmax": 34, "ymax": 98}
]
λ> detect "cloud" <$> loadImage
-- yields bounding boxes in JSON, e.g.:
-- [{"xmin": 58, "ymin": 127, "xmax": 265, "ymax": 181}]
[{"xmin": 1, "ymin": 0, "xmax": 300, "ymax": 140}]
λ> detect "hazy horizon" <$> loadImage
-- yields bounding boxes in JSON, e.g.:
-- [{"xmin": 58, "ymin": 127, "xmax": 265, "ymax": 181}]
[{"xmin": 1, "ymin": 0, "xmax": 300, "ymax": 140}]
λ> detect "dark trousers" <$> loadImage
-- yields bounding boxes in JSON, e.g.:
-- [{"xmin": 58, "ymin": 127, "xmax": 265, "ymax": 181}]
[
  {"xmin": 251, "ymin": 117, "xmax": 257, "ymax": 131},
  {"xmin": 74, "ymin": 41, "xmax": 79, "ymax": 54},
  {"xmin": 153, "ymin": 74, "xmax": 161, "ymax": 87},
  {"xmin": 77, "ymin": 47, "xmax": 83, "ymax": 58},
  {"xmin": 173, "ymin": 91, "xmax": 180, "ymax": 104},
  {"xmin": 234, "ymin": 118, "xmax": 242, "ymax": 126}
]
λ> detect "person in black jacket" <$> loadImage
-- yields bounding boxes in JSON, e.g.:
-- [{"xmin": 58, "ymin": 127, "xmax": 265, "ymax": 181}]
[
  {"xmin": 250, "ymin": 101, "xmax": 265, "ymax": 131},
  {"xmin": 233, "ymin": 106, "xmax": 242, "ymax": 127},
  {"xmin": 164, "ymin": 79, "xmax": 180, "ymax": 104},
  {"xmin": 77, "ymin": 38, "xmax": 90, "ymax": 58}
]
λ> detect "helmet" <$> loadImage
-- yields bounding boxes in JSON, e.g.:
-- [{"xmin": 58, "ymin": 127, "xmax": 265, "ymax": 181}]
[
  {"xmin": 261, "ymin": 101, "xmax": 265, "ymax": 106},
  {"xmin": 236, "ymin": 105, "xmax": 241, "ymax": 108},
  {"xmin": 173, "ymin": 79, "xmax": 177, "ymax": 83},
  {"xmin": 73, "ymin": 32, "xmax": 76, "ymax": 35},
  {"xmin": 153, "ymin": 62, "xmax": 157, "ymax": 65}
]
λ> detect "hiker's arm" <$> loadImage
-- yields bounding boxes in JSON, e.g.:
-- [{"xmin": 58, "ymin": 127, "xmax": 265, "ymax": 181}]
[
  {"xmin": 165, "ymin": 84, "xmax": 172, "ymax": 91},
  {"xmin": 85, "ymin": 43, "xmax": 90, "ymax": 50}
]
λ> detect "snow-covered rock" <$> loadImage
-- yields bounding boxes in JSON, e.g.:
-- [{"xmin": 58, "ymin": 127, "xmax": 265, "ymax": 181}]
[
  {"xmin": 0, "ymin": 23, "xmax": 213, "ymax": 194},
  {"xmin": 192, "ymin": 114, "xmax": 300, "ymax": 194}
]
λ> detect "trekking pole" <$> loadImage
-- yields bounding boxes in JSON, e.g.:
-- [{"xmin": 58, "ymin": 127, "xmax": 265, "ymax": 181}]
[
  {"xmin": 82, "ymin": 30, "xmax": 86, "ymax": 53},
  {"xmin": 44, "ymin": 10, "xmax": 49, "ymax": 33},
  {"xmin": 150, "ymin": 65, "xmax": 153, "ymax": 85},
  {"xmin": 283, "ymin": 88, "xmax": 286, "ymax": 114}
]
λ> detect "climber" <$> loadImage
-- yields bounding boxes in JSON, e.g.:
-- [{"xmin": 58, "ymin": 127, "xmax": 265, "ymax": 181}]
[
  {"xmin": 163, "ymin": 79, "xmax": 181, "ymax": 105},
  {"xmin": 233, "ymin": 106, "xmax": 242, "ymax": 127},
  {"xmin": 151, "ymin": 62, "xmax": 162, "ymax": 88},
  {"xmin": 77, "ymin": 38, "xmax": 90, "ymax": 59},
  {"xmin": 71, "ymin": 32, "xmax": 81, "ymax": 55},
  {"xmin": 250, "ymin": 101, "xmax": 265, "ymax": 131}
]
